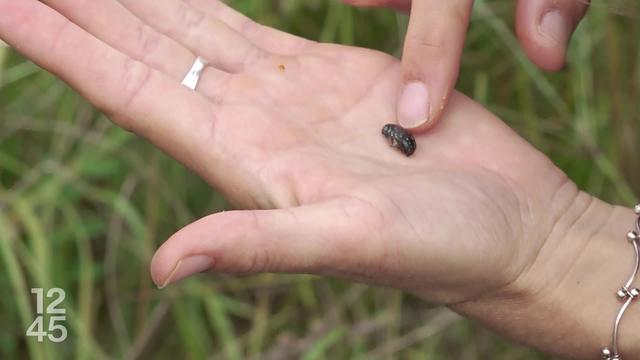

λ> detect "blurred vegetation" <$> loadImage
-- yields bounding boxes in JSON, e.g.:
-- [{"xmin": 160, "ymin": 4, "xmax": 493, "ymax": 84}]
[{"xmin": 0, "ymin": 0, "xmax": 638, "ymax": 359}]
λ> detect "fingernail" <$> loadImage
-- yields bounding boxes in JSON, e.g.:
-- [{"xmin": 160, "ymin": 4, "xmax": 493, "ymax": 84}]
[
  {"xmin": 398, "ymin": 81, "xmax": 430, "ymax": 129},
  {"xmin": 159, "ymin": 255, "xmax": 213, "ymax": 289},
  {"xmin": 539, "ymin": 10, "xmax": 569, "ymax": 47}
]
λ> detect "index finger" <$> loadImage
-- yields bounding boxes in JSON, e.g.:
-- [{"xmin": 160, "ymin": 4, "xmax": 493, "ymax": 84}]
[{"xmin": 397, "ymin": 0, "xmax": 473, "ymax": 131}]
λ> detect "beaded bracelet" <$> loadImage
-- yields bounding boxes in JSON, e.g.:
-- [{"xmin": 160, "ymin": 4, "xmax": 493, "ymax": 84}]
[{"xmin": 601, "ymin": 204, "xmax": 640, "ymax": 360}]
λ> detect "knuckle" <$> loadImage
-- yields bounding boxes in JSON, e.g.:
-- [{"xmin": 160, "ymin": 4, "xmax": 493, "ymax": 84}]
[
  {"xmin": 134, "ymin": 23, "xmax": 161, "ymax": 63},
  {"xmin": 405, "ymin": 32, "xmax": 446, "ymax": 60},
  {"xmin": 218, "ymin": 212, "xmax": 272, "ymax": 274},
  {"xmin": 117, "ymin": 58, "xmax": 152, "ymax": 114},
  {"xmin": 48, "ymin": 18, "xmax": 72, "ymax": 54},
  {"xmin": 241, "ymin": 248, "xmax": 270, "ymax": 274},
  {"xmin": 404, "ymin": 3, "xmax": 471, "ymax": 63},
  {"xmin": 178, "ymin": 3, "xmax": 206, "ymax": 31},
  {"xmin": 221, "ymin": 211, "xmax": 261, "ymax": 231},
  {"xmin": 242, "ymin": 46, "xmax": 266, "ymax": 68},
  {"xmin": 239, "ymin": 18, "xmax": 260, "ymax": 39}
]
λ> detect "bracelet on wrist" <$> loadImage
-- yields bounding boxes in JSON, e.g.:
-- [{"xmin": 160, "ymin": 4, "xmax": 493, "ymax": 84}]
[{"xmin": 600, "ymin": 204, "xmax": 640, "ymax": 360}]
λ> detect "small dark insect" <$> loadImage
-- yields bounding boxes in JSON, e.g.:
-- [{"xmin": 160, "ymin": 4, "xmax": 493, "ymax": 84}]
[{"xmin": 381, "ymin": 124, "xmax": 416, "ymax": 157}]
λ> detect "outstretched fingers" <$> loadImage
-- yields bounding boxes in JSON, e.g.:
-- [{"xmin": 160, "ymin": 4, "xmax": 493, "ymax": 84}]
[
  {"xmin": 39, "ymin": 0, "xmax": 231, "ymax": 102},
  {"xmin": 184, "ymin": 0, "xmax": 313, "ymax": 55},
  {"xmin": 118, "ymin": 0, "xmax": 267, "ymax": 73},
  {"xmin": 40, "ymin": 0, "xmax": 193, "ymax": 80},
  {"xmin": 0, "ymin": 0, "xmax": 221, "ymax": 170},
  {"xmin": 151, "ymin": 199, "xmax": 387, "ymax": 288}
]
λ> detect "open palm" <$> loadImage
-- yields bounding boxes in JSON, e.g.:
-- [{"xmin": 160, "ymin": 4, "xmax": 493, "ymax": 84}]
[{"xmin": 0, "ymin": 0, "xmax": 575, "ymax": 304}]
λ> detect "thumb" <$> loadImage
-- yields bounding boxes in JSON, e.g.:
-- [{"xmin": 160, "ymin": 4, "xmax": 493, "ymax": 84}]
[
  {"xmin": 397, "ymin": 0, "xmax": 473, "ymax": 131},
  {"xmin": 150, "ymin": 199, "xmax": 383, "ymax": 288},
  {"xmin": 515, "ymin": 0, "xmax": 589, "ymax": 71}
]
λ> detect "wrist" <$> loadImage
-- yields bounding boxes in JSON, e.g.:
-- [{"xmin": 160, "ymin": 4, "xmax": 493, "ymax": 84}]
[{"xmin": 452, "ymin": 193, "xmax": 640, "ymax": 359}]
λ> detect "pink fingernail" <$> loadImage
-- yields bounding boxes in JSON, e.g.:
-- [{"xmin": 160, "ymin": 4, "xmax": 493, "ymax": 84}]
[
  {"xmin": 398, "ymin": 81, "xmax": 430, "ymax": 129},
  {"xmin": 159, "ymin": 255, "xmax": 213, "ymax": 289},
  {"xmin": 539, "ymin": 10, "xmax": 570, "ymax": 47}
]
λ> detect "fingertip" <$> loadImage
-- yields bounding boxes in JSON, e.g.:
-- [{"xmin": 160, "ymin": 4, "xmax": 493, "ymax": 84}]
[
  {"xmin": 149, "ymin": 224, "xmax": 196, "ymax": 288},
  {"xmin": 396, "ymin": 80, "xmax": 451, "ymax": 133},
  {"xmin": 151, "ymin": 238, "xmax": 215, "ymax": 288},
  {"xmin": 516, "ymin": 0, "xmax": 588, "ymax": 72},
  {"xmin": 411, "ymin": 108, "xmax": 445, "ymax": 134},
  {"xmin": 150, "ymin": 244, "xmax": 176, "ymax": 288},
  {"xmin": 397, "ymin": 0, "xmax": 472, "ymax": 131},
  {"xmin": 517, "ymin": 11, "xmax": 568, "ymax": 72},
  {"xmin": 397, "ymin": 81, "xmax": 431, "ymax": 129},
  {"xmin": 156, "ymin": 255, "xmax": 213, "ymax": 288}
]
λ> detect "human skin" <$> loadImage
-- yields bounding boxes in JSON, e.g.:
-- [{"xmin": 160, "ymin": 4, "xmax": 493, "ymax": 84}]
[
  {"xmin": 0, "ymin": 0, "xmax": 636, "ymax": 358},
  {"xmin": 341, "ymin": 0, "xmax": 589, "ymax": 130}
]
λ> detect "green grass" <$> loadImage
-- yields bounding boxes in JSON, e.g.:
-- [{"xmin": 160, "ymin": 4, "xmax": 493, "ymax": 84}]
[{"xmin": 1, "ymin": 1, "xmax": 638, "ymax": 359}]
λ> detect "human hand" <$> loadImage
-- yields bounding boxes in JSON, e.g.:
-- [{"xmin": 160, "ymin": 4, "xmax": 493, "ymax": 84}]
[
  {"xmin": 0, "ymin": 0, "xmax": 578, "ymax": 305},
  {"xmin": 342, "ymin": 0, "xmax": 589, "ymax": 130},
  {"xmin": 4, "ymin": 1, "xmax": 635, "ymax": 357}
]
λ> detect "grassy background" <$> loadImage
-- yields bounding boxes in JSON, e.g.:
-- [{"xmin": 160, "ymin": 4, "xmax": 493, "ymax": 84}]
[{"xmin": 1, "ymin": 0, "xmax": 638, "ymax": 359}]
